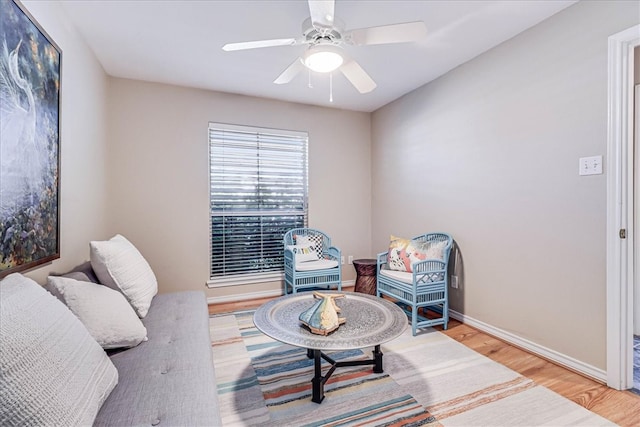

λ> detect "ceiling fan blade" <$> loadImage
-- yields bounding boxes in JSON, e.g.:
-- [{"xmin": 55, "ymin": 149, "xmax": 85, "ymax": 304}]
[
  {"xmin": 347, "ymin": 21, "xmax": 427, "ymax": 46},
  {"xmin": 308, "ymin": 0, "xmax": 335, "ymax": 28},
  {"xmin": 222, "ymin": 38, "xmax": 298, "ymax": 51},
  {"xmin": 339, "ymin": 60, "xmax": 376, "ymax": 94},
  {"xmin": 274, "ymin": 58, "xmax": 305, "ymax": 84}
]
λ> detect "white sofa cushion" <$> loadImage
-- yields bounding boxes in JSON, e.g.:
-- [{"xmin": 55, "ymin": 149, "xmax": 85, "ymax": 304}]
[
  {"xmin": 0, "ymin": 273, "xmax": 118, "ymax": 426},
  {"xmin": 380, "ymin": 268, "xmax": 413, "ymax": 284},
  {"xmin": 295, "ymin": 259, "xmax": 339, "ymax": 271},
  {"xmin": 380, "ymin": 268, "xmax": 445, "ymax": 284},
  {"xmin": 90, "ymin": 234, "xmax": 158, "ymax": 318},
  {"xmin": 46, "ymin": 276, "xmax": 148, "ymax": 349}
]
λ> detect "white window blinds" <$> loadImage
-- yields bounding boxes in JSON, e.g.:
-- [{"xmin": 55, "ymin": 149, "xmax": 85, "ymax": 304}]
[{"xmin": 209, "ymin": 123, "xmax": 308, "ymax": 281}]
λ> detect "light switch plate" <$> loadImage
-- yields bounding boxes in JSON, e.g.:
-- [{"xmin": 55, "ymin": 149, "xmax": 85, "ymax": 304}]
[{"xmin": 579, "ymin": 155, "xmax": 603, "ymax": 176}]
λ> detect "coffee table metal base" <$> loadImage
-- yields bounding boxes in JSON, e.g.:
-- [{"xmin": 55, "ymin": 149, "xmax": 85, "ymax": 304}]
[{"xmin": 307, "ymin": 345, "xmax": 383, "ymax": 404}]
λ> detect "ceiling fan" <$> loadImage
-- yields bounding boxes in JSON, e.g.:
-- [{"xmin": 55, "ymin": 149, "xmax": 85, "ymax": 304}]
[{"xmin": 222, "ymin": 0, "xmax": 427, "ymax": 94}]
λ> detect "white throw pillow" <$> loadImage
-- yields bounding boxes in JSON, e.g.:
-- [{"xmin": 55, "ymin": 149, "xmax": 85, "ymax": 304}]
[
  {"xmin": 295, "ymin": 234, "xmax": 324, "ymax": 258},
  {"xmin": 90, "ymin": 234, "xmax": 158, "ymax": 318},
  {"xmin": 46, "ymin": 276, "xmax": 148, "ymax": 349},
  {"xmin": 287, "ymin": 244, "xmax": 320, "ymax": 263},
  {"xmin": 0, "ymin": 273, "xmax": 118, "ymax": 425}
]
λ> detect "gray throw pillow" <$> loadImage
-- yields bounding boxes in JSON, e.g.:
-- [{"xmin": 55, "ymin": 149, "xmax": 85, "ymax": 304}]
[
  {"xmin": 61, "ymin": 261, "xmax": 100, "ymax": 283},
  {"xmin": 47, "ymin": 276, "xmax": 148, "ymax": 349},
  {"xmin": 0, "ymin": 273, "xmax": 118, "ymax": 426}
]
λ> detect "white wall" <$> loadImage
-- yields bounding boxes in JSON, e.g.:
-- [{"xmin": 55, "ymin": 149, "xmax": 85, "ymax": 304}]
[
  {"xmin": 17, "ymin": 1, "xmax": 110, "ymax": 283},
  {"xmin": 106, "ymin": 79, "xmax": 371, "ymax": 299},
  {"xmin": 635, "ymin": 46, "xmax": 640, "ymax": 83},
  {"xmin": 371, "ymin": 1, "xmax": 640, "ymax": 371},
  {"xmin": 635, "ymin": 47, "xmax": 639, "ymax": 336}
]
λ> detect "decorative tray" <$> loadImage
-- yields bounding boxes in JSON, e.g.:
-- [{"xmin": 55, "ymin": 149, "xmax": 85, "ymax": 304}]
[{"xmin": 253, "ymin": 291, "xmax": 407, "ymax": 351}]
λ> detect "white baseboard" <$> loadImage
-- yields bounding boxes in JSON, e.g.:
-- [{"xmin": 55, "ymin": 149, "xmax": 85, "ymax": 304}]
[
  {"xmin": 207, "ymin": 289, "xmax": 281, "ymax": 304},
  {"xmin": 207, "ymin": 279, "xmax": 355, "ymax": 305},
  {"xmin": 449, "ymin": 309, "xmax": 607, "ymax": 384}
]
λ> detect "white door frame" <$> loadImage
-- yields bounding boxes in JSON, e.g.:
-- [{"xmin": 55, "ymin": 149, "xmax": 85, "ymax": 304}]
[{"xmin": 606, "ymin": 24, "xmax": 639, "ymax": 390}]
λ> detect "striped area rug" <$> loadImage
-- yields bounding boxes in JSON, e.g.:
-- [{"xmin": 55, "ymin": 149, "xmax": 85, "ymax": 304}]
[{"xmin": 210, "ymin": 311, "xmax": 615, "ymax": 427}]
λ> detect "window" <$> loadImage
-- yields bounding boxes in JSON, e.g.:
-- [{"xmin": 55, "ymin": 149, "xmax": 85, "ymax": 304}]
[{"xmin": 208, "ymin": 123, "xmax": 308, "ymax": 285}]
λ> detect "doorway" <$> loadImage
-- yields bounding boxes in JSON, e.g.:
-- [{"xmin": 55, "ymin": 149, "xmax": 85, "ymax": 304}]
[
  {"xmin": 606, "ymin": 25, "xmax": 639, "ymax": 391},
  {"xmin": 634, "ymin": 79, "xmax": 640, "ymax": 394}
]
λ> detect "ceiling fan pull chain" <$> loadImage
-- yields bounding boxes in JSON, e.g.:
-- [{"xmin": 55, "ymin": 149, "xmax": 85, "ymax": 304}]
[
  {"xmin": 308, "ymin": 69, "xmax": 313, "ymax": 88},
  {"xmin": 329, "ymin": 73, "xmax": 333, "ymax": 103}
]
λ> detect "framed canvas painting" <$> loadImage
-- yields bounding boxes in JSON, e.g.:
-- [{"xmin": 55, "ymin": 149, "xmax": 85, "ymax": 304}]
[{"xmin": 0, "ymin": 0, "xmax": 61, "ymax": 278}]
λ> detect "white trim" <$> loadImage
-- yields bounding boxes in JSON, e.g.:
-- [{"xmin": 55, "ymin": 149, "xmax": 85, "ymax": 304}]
[
  {"xmin": 606, "ymin": 24, "xmax": 640, "ymax": 391},
  {"xmin": 635, "ymin": 85, "xmax": 640, "ymax": 336},
  {"xmin": 449, "ymin": 310, "xmax": 607, "ymax": 383},
  {"xmin": 208, "ymin": 288, "xmax": 283, "ymax": 305},
  {"xmin": 207, "ymin": 272, "xmax": 284, "ymax": 288},
  {"xmin": 208, "ymin": 121, "xmax": 308, "ymax": 138},
  {"xmin": 207, "ymin": 279, "xmax": 356, "ymax": 304}
]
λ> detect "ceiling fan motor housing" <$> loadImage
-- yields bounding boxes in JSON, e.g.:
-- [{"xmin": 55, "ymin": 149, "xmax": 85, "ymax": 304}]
[{"xmin": 302, "ymin": 17, "xmax": 344, "ymax": 46}]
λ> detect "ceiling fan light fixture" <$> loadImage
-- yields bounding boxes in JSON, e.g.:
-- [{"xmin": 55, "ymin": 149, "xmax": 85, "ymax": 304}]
[{"xmin": 303, "ymin": 45, "xmax": 344, "ymax": 73}]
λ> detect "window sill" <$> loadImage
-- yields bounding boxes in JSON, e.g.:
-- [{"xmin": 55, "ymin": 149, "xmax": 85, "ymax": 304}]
[{"xmin": 207, "ymin": 272, "xmax": 284, "ymax": 288}]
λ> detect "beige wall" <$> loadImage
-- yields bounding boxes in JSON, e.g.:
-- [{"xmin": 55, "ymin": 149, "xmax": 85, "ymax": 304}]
[
  {"xmin": 371, "ymin": 0, "xmax": 640, "ymax": 370},
  {"xmin": 106, "ymin": 79, "xmax": 371, "ymax": 300},
  {"xmin": 18, "ymin": 1, "xmax": 110, "ymax": 283}
]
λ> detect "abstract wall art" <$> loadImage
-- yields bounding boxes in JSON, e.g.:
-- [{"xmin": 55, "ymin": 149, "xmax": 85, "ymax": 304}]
[{"xmin": 0, "ymin": 0, "xmax": 61, "ymax": 278}]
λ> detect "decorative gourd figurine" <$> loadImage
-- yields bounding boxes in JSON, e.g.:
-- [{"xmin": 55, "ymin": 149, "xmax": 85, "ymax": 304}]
[{"xmin": 299, "ymin": 292, "xmax": 346, "ymax": 335}]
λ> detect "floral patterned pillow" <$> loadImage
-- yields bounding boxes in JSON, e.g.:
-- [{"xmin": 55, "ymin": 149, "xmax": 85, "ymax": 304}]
[{"xmin": 387, "ymin": 235, "xmax": 446, "ymax": 272}]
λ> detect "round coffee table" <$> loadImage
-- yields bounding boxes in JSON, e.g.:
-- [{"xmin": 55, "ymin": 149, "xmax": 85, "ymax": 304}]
[{"xmin": 253, "ymin": 291, "xmax": 407, "ymax": 403}]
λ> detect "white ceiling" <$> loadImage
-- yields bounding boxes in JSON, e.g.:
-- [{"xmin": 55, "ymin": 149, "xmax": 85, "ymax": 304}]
[{"xmin": 58, "ymin": 0, "xmax": 577, "ymax": 113}]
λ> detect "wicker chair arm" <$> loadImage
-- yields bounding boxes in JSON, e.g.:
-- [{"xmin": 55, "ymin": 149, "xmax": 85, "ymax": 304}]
[
  {"xmin": 376, "ymin": 252, "xmax": 388, "ymax": 272},
  {"xmin": 412, "ymin": 259, "xmax": 447, "ymax": 285},
  {"xmin": 325, "ymin": 246, "xmax": 341, "ymax": 261},
  {"xmin": 284, "ymin": 248, "xmax": 295, "ymax": 261}
]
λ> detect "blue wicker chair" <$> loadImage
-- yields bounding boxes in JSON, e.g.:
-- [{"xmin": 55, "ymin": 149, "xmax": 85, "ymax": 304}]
[
  {"xmin": 283, "ymin": 228, "xmax": 342, "ymax": 294},
  {"xmin": 376, "ymin": 232, "xmax": 453, "ymax": 336}
]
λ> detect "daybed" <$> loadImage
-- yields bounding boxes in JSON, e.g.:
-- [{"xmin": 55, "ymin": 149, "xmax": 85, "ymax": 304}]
[{"xmin": 0, "ymin": 237, "xmax": 222, "ymax": 426}]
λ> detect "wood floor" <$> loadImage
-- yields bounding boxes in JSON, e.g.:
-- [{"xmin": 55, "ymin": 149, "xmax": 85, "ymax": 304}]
[{"xmin": 210, "ymin": 294, "xmax": 640, "ymax": 427}]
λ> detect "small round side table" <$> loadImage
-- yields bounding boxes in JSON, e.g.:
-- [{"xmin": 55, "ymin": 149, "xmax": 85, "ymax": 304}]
[{"xmin": 353, "ymin": 259, "xmax": 378, "ymax": 295}]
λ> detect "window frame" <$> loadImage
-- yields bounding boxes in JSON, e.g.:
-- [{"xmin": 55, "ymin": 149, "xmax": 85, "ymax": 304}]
[{"xmin": 207, "ymin": 122, "xmax": 309, "ymax": 287}]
